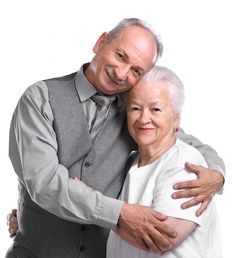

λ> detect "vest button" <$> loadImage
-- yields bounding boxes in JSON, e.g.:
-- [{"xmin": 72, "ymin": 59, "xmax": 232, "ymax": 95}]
[
  {"xmin": 81, "ymin": 225, "xmax": 86, "ymax": 231},
  {"xmin": 80, "ymin": 246, "xmax": 85, "ymax": 252},
  {"xmin": 84, "ymin": 162, "xmax": 91, "ymax": 167}
]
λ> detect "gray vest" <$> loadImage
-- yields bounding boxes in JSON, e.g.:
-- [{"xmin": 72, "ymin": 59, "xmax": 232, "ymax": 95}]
[{"xmin": 14, "ymin": 72, "xmax": 135, "ymax": 258}]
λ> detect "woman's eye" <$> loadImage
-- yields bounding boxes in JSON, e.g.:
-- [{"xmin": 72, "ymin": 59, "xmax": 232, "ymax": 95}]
[
  {"xmin": 130, "ymin": 106, "xmax": 139, "ymax": 111},
  {"xmin": 153, "ymin": 107, "xmax": 161, "ymax": 112}
]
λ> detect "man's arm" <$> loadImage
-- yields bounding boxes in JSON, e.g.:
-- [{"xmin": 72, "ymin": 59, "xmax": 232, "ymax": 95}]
[
  {"xmin": 175, "ymin": 128, "xmax": 225, "ymax": 216},
  {"xmin": 9, "ymin": 82, "xmax": 123, "ymax": 229}
]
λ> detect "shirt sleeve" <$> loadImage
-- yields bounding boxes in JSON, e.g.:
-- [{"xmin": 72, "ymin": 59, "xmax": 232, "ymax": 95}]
[
  {"xmin": 9, "ymin": 81, "xmax": 124, "ymax": 230},
  {"xmin": 152, "ymin": 144, "xmax": 209, "ymax": 226},
  {"xmin": 177, "ymin": 127, "xmax": 225, "ymax": 194}
]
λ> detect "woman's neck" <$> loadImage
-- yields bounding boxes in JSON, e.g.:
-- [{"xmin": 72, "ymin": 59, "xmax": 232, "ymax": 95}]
[{"xmin": 138, "ymin": 136, "xmax": 176, "ymax": 167}]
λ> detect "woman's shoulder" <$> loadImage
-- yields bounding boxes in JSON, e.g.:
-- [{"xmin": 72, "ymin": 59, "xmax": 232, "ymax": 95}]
[{"xmin": 174, "ymin": 139, "xmax": 208, "ymax": 168}]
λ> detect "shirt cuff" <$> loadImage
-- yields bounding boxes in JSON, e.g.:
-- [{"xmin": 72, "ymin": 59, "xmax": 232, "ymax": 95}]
[
  {"xmin": 208, "ymin": 163, "xmax": 225, "ymax": 175},
  {"xmin": 207, "ymin": 164, "xmax": 225, "ymax": 194},
  {"xmin": 95, "ymin": 196, "xmax": 125, "ymax": 230}
]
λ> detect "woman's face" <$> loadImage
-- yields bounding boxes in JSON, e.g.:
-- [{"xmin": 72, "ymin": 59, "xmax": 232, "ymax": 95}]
[{"xmin": 127, "ymin": 80, "xmax": 180, "ymax": 150}]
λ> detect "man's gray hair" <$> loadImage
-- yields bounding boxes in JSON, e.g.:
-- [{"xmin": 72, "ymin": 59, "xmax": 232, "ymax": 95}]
[
  {"xmin": 142, "ymin": 65, "xmax": 185, "ymax": 115},
  {"xmin": 106, "ymin": 18, "xmax": 163, "ymax": 63}
]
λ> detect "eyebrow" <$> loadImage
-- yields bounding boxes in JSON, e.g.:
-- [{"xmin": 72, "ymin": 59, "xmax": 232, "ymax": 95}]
[{"xmin": 129, "ymin": 100, "xmax": 161, "ymax": 105}]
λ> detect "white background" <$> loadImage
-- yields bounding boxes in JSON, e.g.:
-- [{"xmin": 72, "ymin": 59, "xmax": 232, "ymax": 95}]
[{"xmin": 0, "ymin": 0, "xmax": 234, "ymax": 257}]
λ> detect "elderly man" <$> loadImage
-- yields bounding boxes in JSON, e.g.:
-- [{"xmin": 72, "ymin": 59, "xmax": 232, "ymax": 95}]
[{"xmin": 6, "ymin": 18, "xmax": 224, "ymax": 258}]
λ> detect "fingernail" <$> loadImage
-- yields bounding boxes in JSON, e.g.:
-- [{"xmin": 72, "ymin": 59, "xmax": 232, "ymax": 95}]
[
  {"xmin": 172, "ymin": 193, "xmax": 176, "ymax": 199},
  {"xmin": 10, "ymin": 229, "xmax": 14, "ymax": 234}
]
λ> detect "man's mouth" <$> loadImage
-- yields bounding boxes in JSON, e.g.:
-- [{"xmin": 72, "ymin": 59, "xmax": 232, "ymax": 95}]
[{"xmin": 106, "ymin": 69, "xmax": 126, "ymax": 87}]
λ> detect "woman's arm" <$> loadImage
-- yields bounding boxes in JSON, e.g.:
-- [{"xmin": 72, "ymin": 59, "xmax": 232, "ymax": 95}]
[{"xmin": 163, "ymin": 216, "xmax": 197, "ymax": 249}]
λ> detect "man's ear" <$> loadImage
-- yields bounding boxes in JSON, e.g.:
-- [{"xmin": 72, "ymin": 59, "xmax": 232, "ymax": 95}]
[{"xmin": 93, "ymin": 32, "xmax": 108, "ymax": 53}]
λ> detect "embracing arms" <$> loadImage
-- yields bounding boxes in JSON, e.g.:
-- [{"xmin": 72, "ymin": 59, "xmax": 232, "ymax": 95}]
[
  {"xmin": 8, "ymin": 82, "xmax": 176, "ymax": 251},
  {"xmin": 7, "ymin": 82, "xmax": 225, "ymax": 253}
]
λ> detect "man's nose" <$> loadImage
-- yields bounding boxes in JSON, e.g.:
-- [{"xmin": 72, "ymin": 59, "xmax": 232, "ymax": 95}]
[{"xmin": 114, "ymin": 65, "xmax": 130, "ymax": 81}]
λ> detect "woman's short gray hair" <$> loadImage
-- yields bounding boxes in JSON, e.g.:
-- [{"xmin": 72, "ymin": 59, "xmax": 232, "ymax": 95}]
[
  {"xmin": 106, "ymin": 18, "xmax": 163, "ymax": 63},
  {"xmin": 142, "ymin": 65, "xmax": 185, "ymax": 115}
]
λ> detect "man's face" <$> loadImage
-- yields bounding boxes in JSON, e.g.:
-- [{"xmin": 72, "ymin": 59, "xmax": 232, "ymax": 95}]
[{"xmin": 86, "ymin": 26, "xmax": 157, "ymax": 95}]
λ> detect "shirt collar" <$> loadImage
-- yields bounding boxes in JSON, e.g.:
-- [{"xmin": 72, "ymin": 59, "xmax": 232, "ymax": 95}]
[
  {"xmin": 75, "ymin": 63, "xmax": 97, "ymax": 102},
  {"xmin": 75, "ymin": 63, "xmax": 124, "ymax": 107}
]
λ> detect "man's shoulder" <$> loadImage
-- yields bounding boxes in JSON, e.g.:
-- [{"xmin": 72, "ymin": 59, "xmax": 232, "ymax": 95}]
[
  {"xmin": 23, "ymin": 80, "xmax": 48, "ymax": 102},
  {"xmin": 23, "ymin": 71, "xmax": 78, "ymax": 101},
  {"xmin": 45, "ymin": 72, "xmax": 77, "ymax": 83}
]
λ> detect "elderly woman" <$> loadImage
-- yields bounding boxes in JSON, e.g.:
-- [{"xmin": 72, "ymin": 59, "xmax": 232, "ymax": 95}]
[{"xmin": 106, "ymin": 65, "xmax": 222, "ymax": 258}]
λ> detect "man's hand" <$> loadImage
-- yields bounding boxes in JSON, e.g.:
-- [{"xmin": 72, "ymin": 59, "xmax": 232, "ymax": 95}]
[
  {"xmin": 7, "ymin": 209, "xmax": 18, "ymax": 237},
  {"xmin": 172, "ymin": 162, "xmax": 224, "ymax": 216},
  {"xmin": 117, "ymin": 203, "xmax": 176, "ymax": 254}
]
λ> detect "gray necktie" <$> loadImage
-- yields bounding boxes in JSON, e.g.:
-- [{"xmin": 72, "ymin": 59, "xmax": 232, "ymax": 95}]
[{"xmin": 91, "ymin": 94, "xmax": 116, "ymax": 139}]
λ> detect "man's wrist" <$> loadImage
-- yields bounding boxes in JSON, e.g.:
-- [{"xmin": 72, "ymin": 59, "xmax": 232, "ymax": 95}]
[
  {"xmin": 216, "ymin": 172, "xmax": 225, "ymax": 193},
  {"xmin": 96, "ymin": 196, "xmax": 125, "ymax": 230}
]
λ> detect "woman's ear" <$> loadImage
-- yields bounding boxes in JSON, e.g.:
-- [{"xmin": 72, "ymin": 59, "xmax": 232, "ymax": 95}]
[
  {"xmin": 93, "ymin": 32, "xmax": 108, "ymax": 53},
  {"xmin": 173, "ymin": 115, "xmax": 180, "ymax": 133}
]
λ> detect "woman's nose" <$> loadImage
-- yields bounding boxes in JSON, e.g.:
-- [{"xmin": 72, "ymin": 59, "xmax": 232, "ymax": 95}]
[{"xmin": 138, "ymin": 110, "xmax": 151, "ymax": 124}]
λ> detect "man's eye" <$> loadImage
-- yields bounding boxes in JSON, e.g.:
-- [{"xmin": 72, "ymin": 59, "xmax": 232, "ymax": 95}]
[
  {"xmin": 116, "ymin": 52, "xmax": 124, "ymax": 59},
  {"xmin": 132, "ymin": 68, "xmax": 141, "ymax": 76}
]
